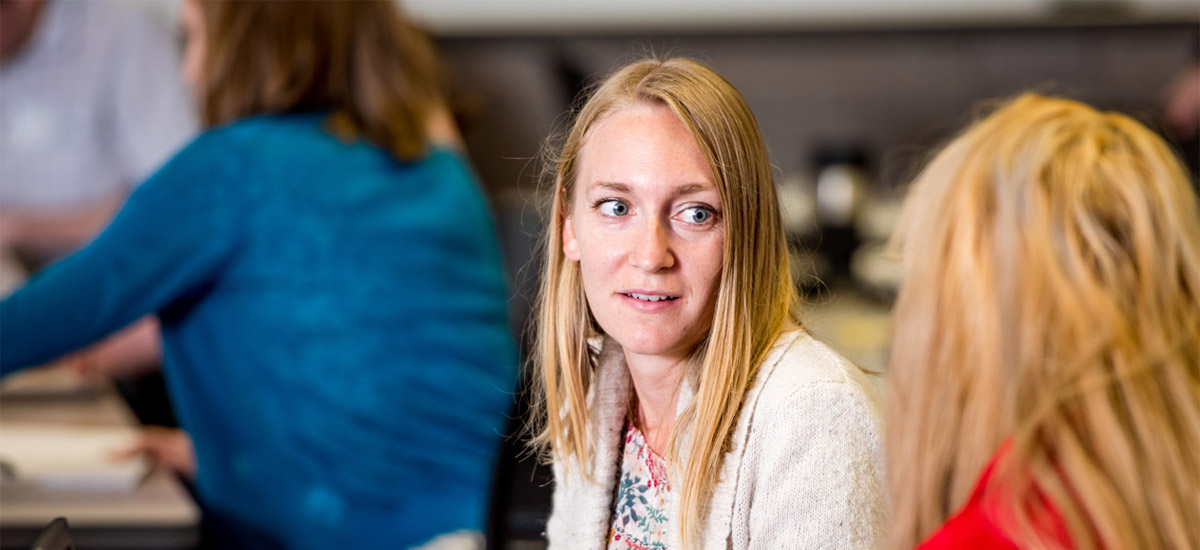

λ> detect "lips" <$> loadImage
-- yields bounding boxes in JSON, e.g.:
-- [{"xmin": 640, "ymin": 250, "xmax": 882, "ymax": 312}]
[
  {"xmin": 624, "ymin": 292, "xmax": 679, "ymax": 302},
  {"xmin": 620, "ymin": 291, "xmax": 680, "ymax": 312}
]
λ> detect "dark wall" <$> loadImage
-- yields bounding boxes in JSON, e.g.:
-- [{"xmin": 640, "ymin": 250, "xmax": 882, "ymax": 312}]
[{"xmin": 444, "ymin": 23, "xmax": 1196, "ymax": 195}]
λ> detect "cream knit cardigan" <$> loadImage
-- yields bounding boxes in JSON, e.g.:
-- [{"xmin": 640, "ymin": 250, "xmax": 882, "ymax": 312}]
[{"xmin": 545, "ymin": 329, "xmax": 887, "ymax": 549}]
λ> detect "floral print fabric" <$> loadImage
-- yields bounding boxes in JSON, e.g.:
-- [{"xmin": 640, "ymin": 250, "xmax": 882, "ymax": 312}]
[{"xmin": 607, "ymin": 420, "xmax": 673, "ymax": 550}]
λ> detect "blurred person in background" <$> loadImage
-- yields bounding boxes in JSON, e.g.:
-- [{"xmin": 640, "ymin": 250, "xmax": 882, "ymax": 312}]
[
  {"xmin": 887, "ymin": 93, "xmax": 1200, "ymax": 550},
  {"xmin": 1161, "ymin": 26, "xmax": 1199, "ymax": 187},
  {"xmin": 0, "ymin": 1, "xmax": 518, "ymax": 548},
  {"xmin": 0, "ymin": 0, "xmax": 196, "ymax": 425},
  {"xmin": 0, "ymin": 0, "xmax": 194, "ymax": 264},
  {"xmin": 1163, "ymin": 59, "xmax": 1199, "ymax": 185},
  {"xmin": 533, "ymin": 58, "xmax": 886, "ymax": 549}
]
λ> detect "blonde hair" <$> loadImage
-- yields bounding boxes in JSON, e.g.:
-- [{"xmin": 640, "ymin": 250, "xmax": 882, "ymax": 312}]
[
  {"xmin": 530, "ymin": 58, "xmax": 798, "ymax": 548},
  {"xmin": 888, "ymin": 93, "xmax": 1200, "ymax": 550},
  {"xmin": 192, "ymin": 0, "xmax": 445, "ymax": 161}
]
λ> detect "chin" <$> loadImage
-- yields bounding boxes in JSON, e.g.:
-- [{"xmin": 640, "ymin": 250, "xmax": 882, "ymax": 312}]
[{"xmin": 606, "ymin": 329, "xmax": 700, "ymax": 360}]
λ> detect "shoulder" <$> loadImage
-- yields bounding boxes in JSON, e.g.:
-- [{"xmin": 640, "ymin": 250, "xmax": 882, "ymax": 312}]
[
  {"xmin": 741, "ymin": 329, "xmax": 885, "ymax": 465},
  {"xmin": 135, "ymin": 123, "xmax": 263, "ymax": 203},
  {"xmin": 174, "ymin": 116, "xmax": 314, "ymax": 166},
  {"xmin": 410, "ymin": 146, "xmax": 495, "ymax": 225},
  {"xmin": 724, "ymin": 330, "xmax": 888, "ymax": 549},
  {"xmin": 421, "ymin": 145, "xmax": 481, "ymax": 183},
  {"xmin": 753, "ymin": 329, "xmax": 884, "ymax": 423},
  {"xmin": 160, "ymin": 124, "xmax": 253, "ymax": 171},
  {"xmin": 918, "ymin": 497, "xmax": 1022, "ymax": 550},
  {"xmin": 207, "ymin": 115, "xmax": 305, "ymax": 144}
]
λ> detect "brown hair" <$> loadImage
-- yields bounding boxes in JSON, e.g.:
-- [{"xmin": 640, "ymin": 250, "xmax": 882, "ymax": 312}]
[
  {"xmin": 887, "ymin": 93, "xmax": 1200, "ymax": 549},
  {"xmin": 531, "ymin": 58, "xmax": 798, "ymax": 548},
  {"xmin": 191, "ymin": 0, "xmax": 445, "ymax": 161}
]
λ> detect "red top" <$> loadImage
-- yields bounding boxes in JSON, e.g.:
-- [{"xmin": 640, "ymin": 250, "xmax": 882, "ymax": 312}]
[{"xmin": 916, "ymin": 448, "xmax": 1072, "ymax": 550}]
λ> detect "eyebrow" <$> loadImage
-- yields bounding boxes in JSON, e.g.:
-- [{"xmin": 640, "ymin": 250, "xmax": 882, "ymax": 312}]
[
  {"xmin": 588, "ymin": 181, "xmax": 716, "ymax": 199},
  {"xmin": 590, "ymin": 182, "xmax": 632, "ymax": 193}
]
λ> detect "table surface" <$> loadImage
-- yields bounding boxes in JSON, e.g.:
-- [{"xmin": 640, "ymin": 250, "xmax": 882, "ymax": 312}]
[{"xmin": 0, "ymin": 368, "xmax": 199, "ymax": 548}]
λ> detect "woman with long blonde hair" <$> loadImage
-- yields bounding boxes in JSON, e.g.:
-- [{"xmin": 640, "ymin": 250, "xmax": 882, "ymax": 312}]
[
  {"xmin": 532, "ymin": 57, "xmax": 887, "ymax": 549},
  {"xmin": 888, "ymin": 93, "xmax": 1200, "ymax": 549}
]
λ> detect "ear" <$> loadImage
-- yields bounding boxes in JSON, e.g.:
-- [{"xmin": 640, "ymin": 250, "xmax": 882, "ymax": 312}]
[{"xmin": 562, "ymin": 216, "xmax": 580, "ymax": 261}]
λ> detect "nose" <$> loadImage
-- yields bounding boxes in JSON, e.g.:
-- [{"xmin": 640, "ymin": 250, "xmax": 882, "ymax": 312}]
[{"xmin": 630, "ymin": 217, "xmax": 675, "ymax": 272}]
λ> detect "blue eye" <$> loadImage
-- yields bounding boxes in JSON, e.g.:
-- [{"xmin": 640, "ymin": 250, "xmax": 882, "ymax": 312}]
[
  {"xmin": 681, "ymin": 206, "xmax": 713, "ymax": 224},
  {"xmin": 599, "ymin": 200, "xmax": 629, "ymax": 217}
]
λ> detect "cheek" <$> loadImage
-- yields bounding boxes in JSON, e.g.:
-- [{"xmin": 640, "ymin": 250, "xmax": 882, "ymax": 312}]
[
  {"xmin": 566, "ymin": 214, "xmax": 628, "ymax": 268},
  {"xmin": 573, "ymin": 231, "xmax": 627, "ymax": 304},
  {"xmin": 696, "ymin": 239, "xmax": 725, "ymax": 297},
  {"xmin": 574, "ymin": 236, "xmax": 622, "ymax": 282}
]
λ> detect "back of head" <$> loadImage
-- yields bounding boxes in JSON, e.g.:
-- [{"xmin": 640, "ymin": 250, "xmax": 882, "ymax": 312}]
[
  {"xmin": 532, "ymin": 57, "xmax": 797, "ymax": 548},
  {"xmin": 887, "ymin": 93, "xmax": 1200, "ymax": 549},
  {"xmin": 192, "ymin": 0, "xmax": 444, "ymax": 160}
]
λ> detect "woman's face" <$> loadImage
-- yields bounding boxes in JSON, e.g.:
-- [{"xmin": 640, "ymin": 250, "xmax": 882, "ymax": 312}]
[
  {"xmin": 563, "ymin": 103, "xmax": 725, "ymax": 364},
  {"xmin": 179, "ymin": 0, "xmax": 205, "ymax": 92}
]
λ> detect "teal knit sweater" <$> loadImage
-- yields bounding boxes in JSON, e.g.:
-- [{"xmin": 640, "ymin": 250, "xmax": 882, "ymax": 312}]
[{"xmin": 1, "ymin": 114, "xmax": 519, "ymax": 548}]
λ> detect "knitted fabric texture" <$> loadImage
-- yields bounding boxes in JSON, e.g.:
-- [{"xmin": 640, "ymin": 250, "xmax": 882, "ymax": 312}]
[{"xmin": 546, "ymin": 329, "xmax": 888, "ymax": 549}]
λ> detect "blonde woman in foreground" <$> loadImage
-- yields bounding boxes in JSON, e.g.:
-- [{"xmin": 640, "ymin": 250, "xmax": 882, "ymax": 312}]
[
  {"xmin": 888, "ymin": 93, "xmax": 1200, "ymax": 550},
  {"xmin": 532, "ymin": 57, "xmax": 887, "ymax": 550}
]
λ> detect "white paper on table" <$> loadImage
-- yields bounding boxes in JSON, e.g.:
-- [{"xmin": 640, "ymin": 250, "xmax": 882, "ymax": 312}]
[{"xmin": 0, "ymin": 423, "xmax": 149, "ymax": 492}]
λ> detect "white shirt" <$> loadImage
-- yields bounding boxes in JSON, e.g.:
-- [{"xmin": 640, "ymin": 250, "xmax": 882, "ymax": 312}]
[{"xmin": 0, "ymin": 0, "xmax": 195, "ymax": 209}]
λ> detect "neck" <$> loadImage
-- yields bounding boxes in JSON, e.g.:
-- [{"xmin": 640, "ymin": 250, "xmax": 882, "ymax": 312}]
[{"xmin": 624, "ymin": 350, "xmax": 688, "ymax": 456}]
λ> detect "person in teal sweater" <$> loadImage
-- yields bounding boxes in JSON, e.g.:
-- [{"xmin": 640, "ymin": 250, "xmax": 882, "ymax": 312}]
[{"xmin": 0, "ymin": 2, "xmax": 518, "ymax": 548}]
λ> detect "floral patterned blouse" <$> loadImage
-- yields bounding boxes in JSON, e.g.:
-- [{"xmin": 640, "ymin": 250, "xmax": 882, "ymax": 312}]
[{"xmin": 607, "ymin": 420, "xmax": 673, "ymax": 550}]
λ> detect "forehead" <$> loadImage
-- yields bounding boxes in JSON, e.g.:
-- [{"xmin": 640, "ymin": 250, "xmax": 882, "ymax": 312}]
[{"xmin": 574, "ymin": 103, "xmax": 715, "ymax": 196}]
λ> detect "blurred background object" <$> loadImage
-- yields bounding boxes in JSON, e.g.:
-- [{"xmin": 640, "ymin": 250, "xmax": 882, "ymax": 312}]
[
  {"xmin": 0, "ymin": 0, "xmax": 197, "ymax": 446},
  {"xmin": 402, "ymin": 0, "xmax": 1198, "ymax": 34},
  {"xmin": 0, "ymin": 0, "xmax": 195, "ymax": 266},
  {"xmin": 1161, "ymin": 43, "xmax": 1200, "ymax": 187}
]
